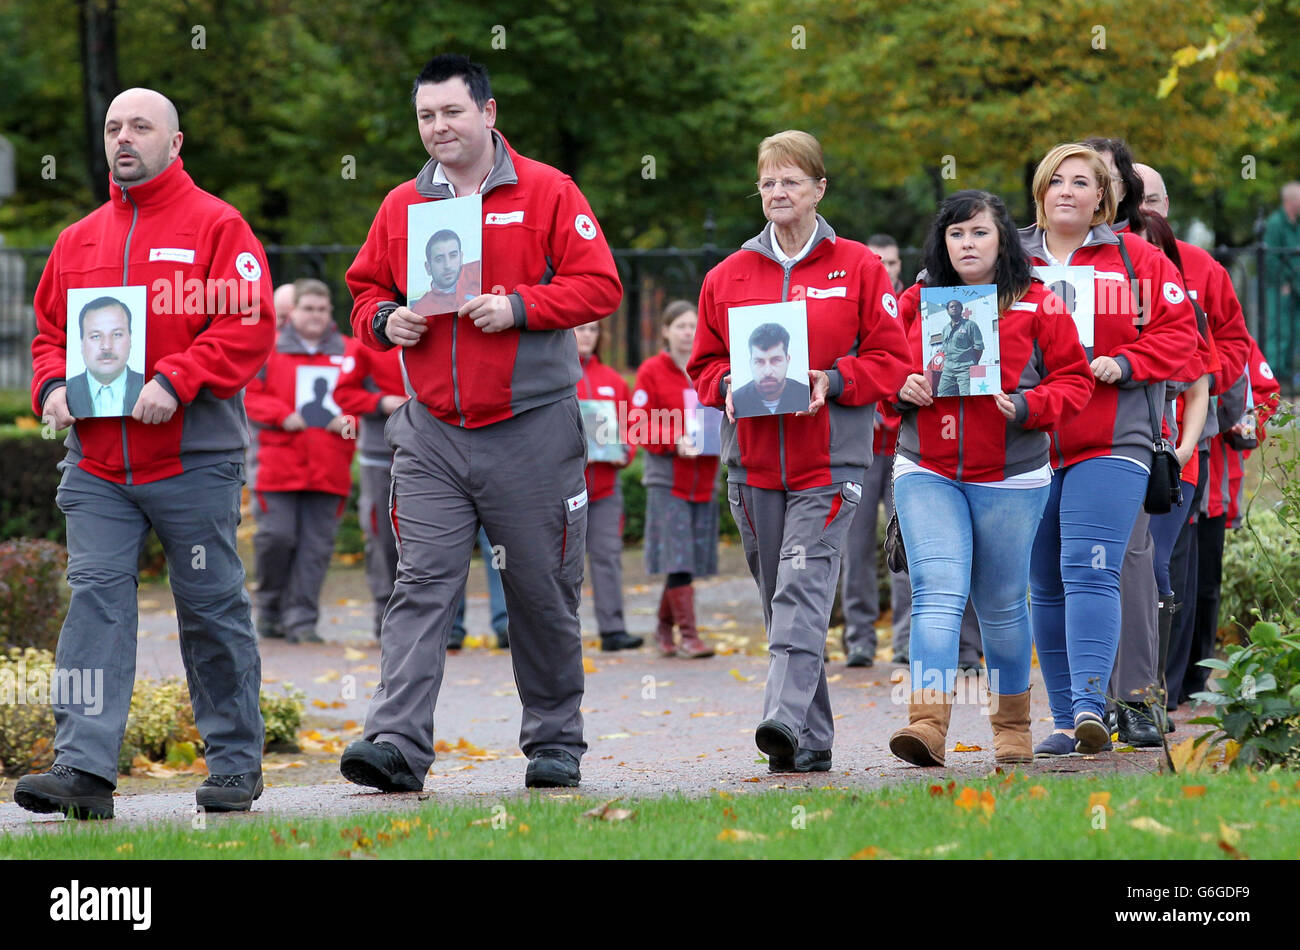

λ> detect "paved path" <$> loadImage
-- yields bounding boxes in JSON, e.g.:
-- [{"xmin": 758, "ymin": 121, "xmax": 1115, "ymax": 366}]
[{"xmin": 0, "ymin": 543, "xmax": 1195, "ymax": 831}]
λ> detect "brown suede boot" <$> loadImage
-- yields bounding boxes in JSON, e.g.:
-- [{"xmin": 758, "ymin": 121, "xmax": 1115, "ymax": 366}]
[
  {"xmin": 655, "ymin": 587, "xmax": 676, "ymax": 656},
  {"xmin": 888, "ymin": 690, "xmax": 954, "ymax": 766},
  {"xmin": 668, "ymin": 585, "xmax": 713, "ymax": 658},
  {"xmin": 988, "ymin": 687, "xmax": 1033, "ymax": 765}
]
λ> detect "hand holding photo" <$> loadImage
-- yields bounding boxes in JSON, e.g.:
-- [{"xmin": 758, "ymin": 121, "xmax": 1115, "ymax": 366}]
[
  {"xmin": 1034, "ymin": 264, "xmax": 1096, "ymax": 356},
  {"xmin": 683, "ymin": 388, "xmax": 723, "ymax": 456},
  {"xmin": 919, "ymin": 285, "xmax": 1001, "ymax": 397},
  {"xmin": 64, "ymin": 286, "xmax": 148, "ymax": 419},
  {"xmin": 726, "ymin": 300, "xmax": 810, "ymax": 418},
  {"xmin": 408, "ymin": 194, "xmax": 483, "ymax": 317}
]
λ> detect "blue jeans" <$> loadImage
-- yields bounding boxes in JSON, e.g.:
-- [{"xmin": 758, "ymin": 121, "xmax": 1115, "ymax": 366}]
[
  {"xmin": 453, "ymin": 527, "xmax": 509, "ymax": 638},
  {"xmin": 1148, "ymin": 480, "xmax": 1194, "ymax": 597},
  {"xmin": 1030, "ymin": 458, "xmax": 1148, "ymax": 727},
  {"xmin": 893, "ymin": 469, "xmax": 1049, "ymax": 696}
]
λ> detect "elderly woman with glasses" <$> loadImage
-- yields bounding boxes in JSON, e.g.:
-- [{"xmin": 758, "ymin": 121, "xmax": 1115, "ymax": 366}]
[{"xmin": 689, "ymin": 130, "xmax": 911, "ymax": 772}]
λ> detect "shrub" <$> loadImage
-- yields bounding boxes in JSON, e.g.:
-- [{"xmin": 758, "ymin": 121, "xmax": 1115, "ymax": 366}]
[
  {"xmin": 0, "ymin": 648, "xmax": 308, "ymax": 776},
  {"xmin": 0, "ymin": 539, "xmax": 68, "ymax": 651},
  {"xmin": 1220, "ymin": 508, "xmax": 1300, "ymax": 636},
  {"xmin": 0, "ymin": 389, "xmax": 34, "ymax": 426},
  {"xmin": 0, "ymin": 425, "xmax": 67, "ymax": 542},
  {"xmin": 1190, "ymin": 620, "xmax": 1300, "ymax": 770}
]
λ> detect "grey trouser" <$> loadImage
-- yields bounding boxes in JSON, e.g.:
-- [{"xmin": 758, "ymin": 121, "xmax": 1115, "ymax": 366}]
[
  {"xmin": 840, "ymin": 453, "xmax": 910, "ymax": 655},
  {"xmin": 52, "ymin": 460, "xmax": 263, "ymax": 785},
  {"xmin": 359, "ymin": 459, "xmax": 398, "ymax": 608},
  {"xmin": 1113, "ymin": 510, "xmax": 1160, "ymax": 704},
  {"xmin": 253, "ymin": 490, "xmax": 344, "ymax": 635},
  {"xmin": 729, "ymin": 480, "xmax": 860, "ymax": 752},
  {"xmin": 364, "ymin": 397, "xmax": 588, "ymax": 777},
  {"xmin": 586, "ymin": 484, "xmax": 626, "ymax": 634}
]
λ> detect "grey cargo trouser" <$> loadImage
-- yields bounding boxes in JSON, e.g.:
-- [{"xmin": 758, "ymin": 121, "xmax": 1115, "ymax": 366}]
[
  {"xmin": 253, "ymin": 490, "xmax": 344, "ymax": 635},
  {"xmin": 52, "ymin": 460, "xmax": 263, "ymax": 785},
  {"xmin": 363, "ymin": 397, "xmax": 589, "ymax": 778},
  {"xmin": 1113, "ymin": 511, "xmax": 1160, "ymax": 705},
  {"xmin": 358, "ymin": 458, "xmax": 398, "ymax": 606},
  {"xmin": 730, "ymin": 479, "xmax": 861, "ymax": 752},
  {"xmin": 586, "ymin": 484, "xmax": 626, "ymax": 634}
]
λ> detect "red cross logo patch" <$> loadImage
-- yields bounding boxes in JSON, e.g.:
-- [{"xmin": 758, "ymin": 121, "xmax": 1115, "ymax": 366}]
[
  {"xmin": 574, "ymin": 214, "xmax": 597, "ymax": 241},
  {"xmin": 235, "ymin": 252, "xmax": 263, "ymax": 281}
]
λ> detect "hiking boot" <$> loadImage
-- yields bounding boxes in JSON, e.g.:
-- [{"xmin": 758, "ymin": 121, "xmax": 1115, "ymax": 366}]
[
  {"xmin": 525, "ymin": 749, "xmax": 581, "ymax": 788},
  {"xmin": 14, "ymin": 764, "xmax": 114, "ymax": 820},
  {"xmin": 339, "ymin": 740, "xmax": 424, "ymax": 792},
  {"xmin": 600, "ymin": 631, "xmax": 644, "ymax": 652},
  {"xmin": 196, "ymin": 771, "xmax": 264, "ymax": 812}
]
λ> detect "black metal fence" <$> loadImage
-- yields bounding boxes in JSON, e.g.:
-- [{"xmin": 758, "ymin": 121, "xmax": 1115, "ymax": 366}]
[{"xmin": 3, "ymin": 242, "xmax": 1298, "ymax": 393}]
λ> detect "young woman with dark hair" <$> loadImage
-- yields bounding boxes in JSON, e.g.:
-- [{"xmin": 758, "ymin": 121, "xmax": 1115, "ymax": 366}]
[
  {"xmin": 888, "ymin": 189, "xmax": 1093, "ymax": 766},
  {"xmin": 1082, "ymin": 137, "xmax": 1144, "ymax": 233}
]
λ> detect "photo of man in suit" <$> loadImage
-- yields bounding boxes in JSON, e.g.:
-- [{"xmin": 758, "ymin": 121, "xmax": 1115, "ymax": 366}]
[
  {"xmin": 731, "ymin": 321, "xmax": 810, "ymax": 417},
  {"xmin": 411, "ymin": 229, "xmax": 482, "ymax": 317},
  {"xmin": 65, "ymin": 295, "xmax": 145, "ymax": 418}
]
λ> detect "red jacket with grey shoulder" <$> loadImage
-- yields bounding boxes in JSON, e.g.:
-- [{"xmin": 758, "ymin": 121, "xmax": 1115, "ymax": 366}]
[
  {"xmin": 577, "ymin": 353, "xmax": 638, "ymax": 503},
  {"xmin": 346, "ymin": 131, "xmax": 622, "ymax": 429},
  {"xmin": 894, "ymin": 281, "xmax": 1094, "ymax": 481},
  {"xmin": 333, "ymin": 339, "xmax": 407, "ymax": 462},
  {"xmin": 244, "ymin": 326, "xmax": 356, "ymax": 497},
  {"xmin": 1176, "ymin": 240, "xmax": 1250, "ymax": 396},
  {"xmin": 689, "ymin": 217, "xmax": 911, "ymax": 491},
  {"xmin": 631, "ymin": 351, "xmax": 719, "ymax": 503},
  {"xmin": 1021, "ymin": 225, "xmax": 1199, "ymax": 468},
  {"xmin": 30, "ymin": 158, "xmax": 276, "ymax": 484}
]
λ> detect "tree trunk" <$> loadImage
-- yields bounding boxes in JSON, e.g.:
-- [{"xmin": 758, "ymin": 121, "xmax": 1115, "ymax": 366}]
[{"xmin": 80, "ymin": 0, "xmax": 120, "ymax": 203}]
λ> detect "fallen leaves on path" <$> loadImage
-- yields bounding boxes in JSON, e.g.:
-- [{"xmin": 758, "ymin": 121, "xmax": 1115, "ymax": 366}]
[
  {"xmin": 729, "ymin": 668, "xmax": 754, "ymax": 682},
  {"xmin": 1086, "ymin": 791, "xmax": 1113, "ymax": 817},
  {"xmin": 583, "ymin": 657, "xmax": 599, "ymax": 673},
  {"xmin": 950, "ymin": 742, "xmax": 983, "ymax": 752},
  {"xmin": 581, "ymin": 798, "xmax": 636, "ymax": 822},
  {"xmin": 313, "ymin": 670, "xmax": 341, "ymax": 684},
  {"xmin": 1128, "ymin": 816, "xmax": 1175, "ymax": 835}
]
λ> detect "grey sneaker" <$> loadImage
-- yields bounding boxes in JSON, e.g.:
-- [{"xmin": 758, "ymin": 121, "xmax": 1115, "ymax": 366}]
[
  {"xmin": 196, "ymin": 771, "xmax": 264, "ymax": 812},
  {"xmin": 14, "ymin": 764, "xmax": 115, "ymax": 820}
]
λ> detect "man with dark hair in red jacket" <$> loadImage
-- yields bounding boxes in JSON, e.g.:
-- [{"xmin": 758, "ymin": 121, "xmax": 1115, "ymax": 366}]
[
  {"xmin": 20, "ymin": 87, "xmax": 276, "ymax": 819},
  {"xmin": 340, "ymin": 54, "xmax": 622, "ymax": 792}
]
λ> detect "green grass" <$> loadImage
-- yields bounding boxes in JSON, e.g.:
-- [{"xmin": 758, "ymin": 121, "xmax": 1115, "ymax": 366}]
[{"xmin": 5, "ymin": 770, "xmax": 1300, "ymax": 859}]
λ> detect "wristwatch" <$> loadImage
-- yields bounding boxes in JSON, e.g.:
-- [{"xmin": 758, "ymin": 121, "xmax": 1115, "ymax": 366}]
[{"xmin": 372, "ymin": 303, "xmax": 399, "ymax": 346}]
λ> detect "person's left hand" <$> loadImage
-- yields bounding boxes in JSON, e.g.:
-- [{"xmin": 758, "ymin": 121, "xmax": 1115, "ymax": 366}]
[
  {"xmin": 797, "ymin": 369, "xmax": 830, "ymax": 417},
  {"xmin": 723, "ymin": 374, "xmax": 735, "ymax": 423},
  {"xmin": 993, "ymin": 392, "xmax": 1017, "ymax": 419},
  {"xmin": 1091, "ymin": 355, "xmax": 1122, "ymax": 384},
  {"xmin": 326, "ymin": 414, "xmax": 351, "ymax": 435},
  {"xmin": 459, "ymin": 294, "xmax": 516, "ymax": 334},
  {"xmin": 131, "ymin": 379, "xmax": 179, "ymax": 425}
]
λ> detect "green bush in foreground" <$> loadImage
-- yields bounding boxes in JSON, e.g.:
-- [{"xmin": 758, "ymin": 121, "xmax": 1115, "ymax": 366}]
[
  {"xmin": 0, "ymin": 648, "xmax": 306, "ymax": 776},
  {"xmin": 1191, "ymin": 620, "xmax": 1300, "ymax": 770},
  {"xmin": 0, "ymin": 538, "xmax": 68, "ymax": 652},
  {"xmin": 1220, "ymin": 507, "xmax": 1300, "ymax": 637}
]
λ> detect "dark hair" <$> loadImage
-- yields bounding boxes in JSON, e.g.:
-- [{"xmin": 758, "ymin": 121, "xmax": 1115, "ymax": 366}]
[
  {"xmin": 1137, "ymin": 210, "xmax": 1184, "ymax": 275},
  {"xmin": 411, "ymin": 54, "xmax": 492, "ymax": 109},
  {"xmin": 425, "ymin": 229, "xmax": 462, "ymax": 259},
  {"xmin": 866, "ymin": 233, "xmax": 898, "ymax": 249},
  {"xmin": 748, "ymin": 322, "xmax": 790, "ymax": 355},
  {"xmin": 1082, "ymin": 137, "xmax": 1144, "ymax": 230},
  {"xmin": 662, "ymin": 299, "xmax": 695, "ymax": 327},
  {"xmin": 78, "ymin": 296, "xmax": 132, "ymax": 338},
  {"xmin": 920, "ymin": 189, "xmax": 1031, "ymax": 312}
]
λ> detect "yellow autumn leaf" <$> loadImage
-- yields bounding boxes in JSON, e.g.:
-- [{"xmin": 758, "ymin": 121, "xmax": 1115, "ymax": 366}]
[
  {"xmin": 1128, "ymin": 817, "xmax": 1175, "ymax": 835},
  {"xmin": 954, "ymin": 787, "xmax": 980, "ymax": 811},
  {"xmin": 1218, "ymin": 821, "xmax": 1241, "ymax": 848},
  {"xmin": 980, "ymin": 789, "xmax": 996, "ymax": 817},
  {"xmin": 313, "ymin": 669, "xmax": 341, "ymax": 684},
  {"xmin": 343, "ymin": 647, "xmax": 367, "ymax": 661},
  {"xmin": 1156, "ymin": 68, "xmax": 1179, "ymax": 100},
  {"xmin": 850, "ymin": 845, "xmax": 882, "ymax": 859},
  {"xmin": 1172, "ymin": 44, "xmax": 1200, "ymax": 67},
  {"xmin": 583, "ymin": 657, "xmax": 598, "ymax": 673},
  {"xmin": 1087, "ymin": 791, "xmax": 1113, "ymax": 816},
  {"xmin": 1214, "ymin": 70, "xmax": 1239, "ymax": 93},
  {"xmin": 716, "ymin": 828, "xmax": 767, "ymax": 842},
  {"xmin": 951, "ymin": 742, "xmax": 983, "ymax": 752},
  {"xmin": 1028, "ymin": 785, "xmax": 1049, "ymax": 800},
  {"xmin": 1182, "ymin": 785, "xmax": 1207, "ymax": 798},
  {"xmin": 729, "ymin": 668, "xmax": 754, "ymax": 682}
]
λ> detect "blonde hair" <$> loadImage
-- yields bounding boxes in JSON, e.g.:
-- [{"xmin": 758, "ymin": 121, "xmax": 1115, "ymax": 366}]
[
  {"xmin": 757, "ymin": 130, "xmax": 826, "ymax": 182},
  {"xmin": 1032, "ymin": 143, "xmax": 1115, "ymax": 230}
]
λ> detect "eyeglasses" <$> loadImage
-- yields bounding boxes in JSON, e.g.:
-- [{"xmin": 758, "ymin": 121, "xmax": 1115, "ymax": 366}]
[{"xmin": 756, "ymin": 177, "xmax": 816, "ymax": 194}]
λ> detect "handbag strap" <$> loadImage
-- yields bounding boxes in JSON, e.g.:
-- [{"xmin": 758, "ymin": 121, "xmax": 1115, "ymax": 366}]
[{"xmin": 1116, "ymin": 236, "xmax": 1167, "ymax": 447}]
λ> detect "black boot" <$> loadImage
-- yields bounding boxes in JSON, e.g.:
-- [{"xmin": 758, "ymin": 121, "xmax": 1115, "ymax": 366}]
[
  {"xmin": 599, "ymin": 631, "xmax": 644, "ymax": 652},
  {"xmin": 1117, "ymin": 704, "xmax": 1163, "ymax": 747}
]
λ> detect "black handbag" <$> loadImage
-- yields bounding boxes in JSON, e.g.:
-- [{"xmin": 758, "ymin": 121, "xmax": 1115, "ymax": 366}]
[
  {"xmin": 884, "ymin": 511, "xmax": 908, "ymax": 574},
  {"xmin": 1117, "ymin": 239, "xmax": 1185, "ymax": 515}
]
